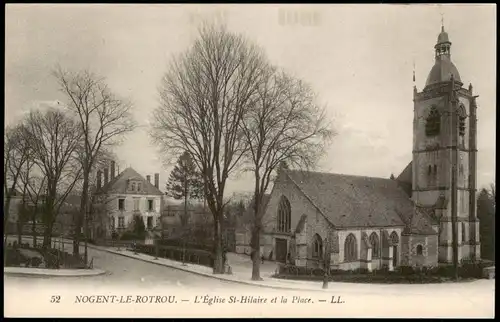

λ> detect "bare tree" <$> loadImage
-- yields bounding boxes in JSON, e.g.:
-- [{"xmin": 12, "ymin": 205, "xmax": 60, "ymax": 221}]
[
  {"xmin": 18, "ymin": 163, "xmax": 47, "ymax": 248},
  {"xmin": 240, "ymin": 67, "xmax": 334, "ymax": 280},
  {"xmin": 53, "ymin": 67, "xmax": 136, "ymax": 258},
  {"xmin": 16, "ymin": 153, "xmax": 40, "ymax": 245},
  {"xmin": 150, "ymin": 24, "xmax": 267, "ymax": 274},
  {"xmin": 22, "ymin": 108, "xmax": 84, "ymax": 248},
  {"xmin": 3, "ymin": 124, "xmax": 31, "ymax": 241}
]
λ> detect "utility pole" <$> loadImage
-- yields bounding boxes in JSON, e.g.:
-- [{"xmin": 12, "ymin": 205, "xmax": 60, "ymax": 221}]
[
  {"xmin": 84, "ymin": 202, "xmax": 89, "ymax": 268},
  {"xmin": 449, "ymin": 74, "xmax": 459, "ymax": 281},
  {"xmin": 322, "ymin": 237, "xmax": 330, "ymax": 289}
]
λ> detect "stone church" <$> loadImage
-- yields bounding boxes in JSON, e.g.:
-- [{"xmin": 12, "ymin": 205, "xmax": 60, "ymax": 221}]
[{"xmin": 255, "ymin": 25, "xmax": 481, "ymax": 271}]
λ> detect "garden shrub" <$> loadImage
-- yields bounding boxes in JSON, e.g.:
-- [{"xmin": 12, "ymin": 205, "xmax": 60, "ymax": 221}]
[{"xmin": 133, "ymin": 243, "xmax": 214, "ymax": 268}]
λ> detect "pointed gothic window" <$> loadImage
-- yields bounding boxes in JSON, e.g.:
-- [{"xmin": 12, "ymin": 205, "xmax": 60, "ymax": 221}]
[
  {"xmin": 369, "ymin": 232, "xmax": 380, "ymax": 258},
  {"xmin": 425, "ymin": 106, "xmax": 441, "ymax": 137},
  {"xmin": 344, "ymin": 234, "xmax": 357, "ymax": 262},
  {"xmin": 276, "ymin": 196, "xmax": 291, "ymax": 233},
  {"xmin": 458, "ymin": 104, "xmax": 467, "ymax": 137},
  {"xmin": 312, "ymin": 234, "xmax": 323, "ymax": 259}
]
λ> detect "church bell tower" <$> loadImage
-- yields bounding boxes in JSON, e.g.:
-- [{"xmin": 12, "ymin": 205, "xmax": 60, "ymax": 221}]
[{"xmin": 411, "ymin": 25, "xmax": 480, "ymax": 263}]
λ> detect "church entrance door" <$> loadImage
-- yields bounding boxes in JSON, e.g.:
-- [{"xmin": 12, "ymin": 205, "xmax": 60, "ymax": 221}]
[
  {"xmin": 392, "ymin": 245, "xmax": 398, "ymax": 267},
  {"xmin": 275, "ymin": 238, "xmax": 287, "ymax": 263}
]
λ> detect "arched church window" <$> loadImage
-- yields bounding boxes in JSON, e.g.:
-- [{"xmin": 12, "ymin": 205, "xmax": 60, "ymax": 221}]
[
  {"xmin": 416, "ymin": 244, "xmax": 423, "ymax": 255},
  {"xmin": 344, "ymin": 233, "xmax": 357, "ymax": 262},
  {"xmin": 276, "ymin": 196, "xmax": 291, "ymax": 233},
  {"xmin": 390, "ymin": 231, "xmax": 399, "ymax": 244},
  {"xmin": 458, "ymin": 104, "xmax": 467, "ymax": 137},
  {"xmin": 369, "ymin": 232, "xmax": 380, "ymax": 258},
  {"xmin": 425, "ymin": 106, "xmax": 441, "ymax": 137},
  {"xmin": 312, "ymin": 234, "xmax": 323, "ymax": 259}
]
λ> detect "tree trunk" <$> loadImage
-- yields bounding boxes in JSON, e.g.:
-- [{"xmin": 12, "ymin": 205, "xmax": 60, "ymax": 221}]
[
  {"xmin": 17, "ymin": 219, "xmax": 22, "ymax": 245},
  {"xmin": 251, "ymin": 178, "xmax": 263, "ymax": 281},
  {"xmin": 251, "ymin": 225, "xmax": 263, "ymax": 281},
  {"xmin": 74, "ymin": 173, "xmax": 89, "ymax": 255},
  {"xmin": 212, "ymin": 217, "xmax": 224, "ymax": 274},
  {"xmin": 43, "ymin": 222, "xmax": 53, "ymax": 249},
  {"xmin": 32, "ymin": 209, "xmax": 37, "ymax": 247},
  {"xmin": 3, "ymin": 195, "xmax": 12, "ymax": 228},
  {"xmin": 3, "ymin": 195, "xmax": 13, "ymax": 260},
  {"xmin": 182, "ymin": 179, "xmax": 188, "ymax": 265}
]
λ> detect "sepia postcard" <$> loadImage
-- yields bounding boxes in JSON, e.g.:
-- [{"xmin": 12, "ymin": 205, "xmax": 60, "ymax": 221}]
[{"xmin": 4, "ymin": 3, "xmax": 496, "ymax": 318}]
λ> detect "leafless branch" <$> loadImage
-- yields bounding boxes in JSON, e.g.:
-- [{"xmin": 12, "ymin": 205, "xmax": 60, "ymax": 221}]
[
  {"xmin": 240, "ymin": 65, "xmax": 335, "ymax": 279},
  {"xmin": 150, "ymin": 23, "xmax": 268, "ymax": 273},
  {"xmin": 53, "ymin": 66, "xmax": 137, "ymax": 253}
]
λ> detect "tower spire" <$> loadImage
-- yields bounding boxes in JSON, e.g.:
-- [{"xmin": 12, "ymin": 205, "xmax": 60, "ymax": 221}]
[{"xmin": 441, "ymin": 12, "xmax": 444, "ymax": 32}]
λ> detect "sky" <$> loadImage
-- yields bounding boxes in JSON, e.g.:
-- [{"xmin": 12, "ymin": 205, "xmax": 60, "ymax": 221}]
[{"xmin": 5, "ymin": 4, "xmax": 496, "ymax": 197}]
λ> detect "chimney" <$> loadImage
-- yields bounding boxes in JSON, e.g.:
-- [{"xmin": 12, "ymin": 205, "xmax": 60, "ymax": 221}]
[
  {"xmin": 154, "ymin": 173, "xmax": 159, "ymax": 189},
  {"xmin": 97, "ymin": 170, "xmax": 102, "ymax": 189},
  {"xmin": 111, "ymin": 161, "xmax": 116, "ymax": 179},
  {"xmin": 104, "ymin": 168, "xmax": 109, "ymax": 185},
  {"xmin": 146, "ymin": 175, "xmax": 151, "ymax": 183}
]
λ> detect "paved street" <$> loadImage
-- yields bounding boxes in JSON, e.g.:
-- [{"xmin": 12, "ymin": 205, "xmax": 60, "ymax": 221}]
[
  {"xmin": 4, "ymin": 236, "xmax": 255, "ymax": 291},
  {"xmin": 4, "ymin": 236, "xmax": 495, "ymax": 318}
]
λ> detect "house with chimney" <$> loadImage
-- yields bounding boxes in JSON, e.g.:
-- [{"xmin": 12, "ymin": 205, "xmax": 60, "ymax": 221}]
[{"xmin": 92, "ymin": 161, "xmax": 164, "ymax": 239}]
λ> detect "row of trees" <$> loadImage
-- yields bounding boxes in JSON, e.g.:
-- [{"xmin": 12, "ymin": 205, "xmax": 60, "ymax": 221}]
[
  {"xmin": 150, "ymin": 24, "xmax": 335, "ymax": 279},
  {"xmin": 478, "ymin": 184, "xmax": 495, "ymax": 262},
  {"xmin": 4, "ymin": 67, "xmax": 136, "ymax": 264}
]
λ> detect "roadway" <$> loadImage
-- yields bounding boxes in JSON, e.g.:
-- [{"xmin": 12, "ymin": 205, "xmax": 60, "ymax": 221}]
[{"xmin": 3, "ymin": 236, "xmax": 495, "ymax": 318}]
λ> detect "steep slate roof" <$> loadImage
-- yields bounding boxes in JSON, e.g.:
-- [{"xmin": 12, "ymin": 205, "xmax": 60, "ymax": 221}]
[
  {"xmin": 283, "ymin": 169, "xmax": 436, "ymax": 234},
  {"xmin": 97, "ymin": 167, "xmax": 163, "ymax": 196},
  {"xmin": 395, "ymin": 161, "xmax": 413, "ymax": 197}
]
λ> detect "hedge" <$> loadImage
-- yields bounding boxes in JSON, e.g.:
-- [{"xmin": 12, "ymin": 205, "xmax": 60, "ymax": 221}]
[
  {"xmin": 274, "ymin": 260, "xmax": 490, "ymax": 284},
  {"xmin": 132, "ymin": 243, "xmax": 214, "ymax": 268},
  {"xmin": 158, "ymin": 238, "xmax": 224, "ymax": 254},
  {"xmin": 4, "ymin": 244, "xmax": 87, "ymax": 269}
]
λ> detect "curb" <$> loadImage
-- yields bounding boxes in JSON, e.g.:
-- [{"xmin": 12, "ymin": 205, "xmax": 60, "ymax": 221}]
[
  {"xmin": 4, "ymin": 267, "xmax": 107, "ymax": 278},
  {"xmin": 96, "ymin": 247, "xmax": 331, "ymax": 293}
]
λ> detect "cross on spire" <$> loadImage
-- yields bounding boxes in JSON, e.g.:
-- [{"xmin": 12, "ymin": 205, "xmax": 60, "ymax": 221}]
[{"xmin": 440, "ymin": 12, "xmax": 445, "ymax": 31}]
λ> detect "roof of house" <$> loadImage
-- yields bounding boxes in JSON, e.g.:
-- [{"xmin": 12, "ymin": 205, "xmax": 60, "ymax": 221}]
[
  {"xmin": 97, "ymin": 167, "xmax": 163, "ymax": 196},
  {"xmin": 283, "ymin": 169, "xmax": 437, "ymax": 234},
  {"xmin": 5, "ymin": 188, "xmax": 23, "ymax": 197}
]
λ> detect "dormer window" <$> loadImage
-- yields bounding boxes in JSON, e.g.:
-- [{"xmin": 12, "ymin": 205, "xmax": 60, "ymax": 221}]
[
  {"xmin": 425, "ymin": 106, "xmax": 441, "ymax": 137},
  {"xmin": 128, "ymin": 179, "xmax": 141, "ymax": 193}
]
